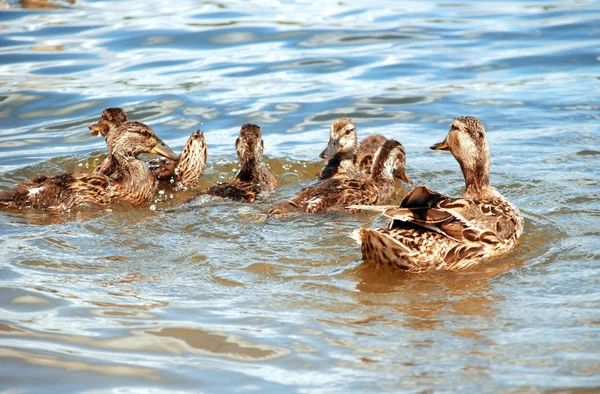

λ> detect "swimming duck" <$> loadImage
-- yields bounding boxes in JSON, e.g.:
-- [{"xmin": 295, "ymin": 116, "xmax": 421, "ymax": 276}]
[
  {"xmin": 90, "ymin": 108, "xmax": 206, "ymax": 187},
  {"xmin": 269, "ymin": 139, "xmax": 410, "ymax": 214},
  {"xmin": 349, "ymin": 116, "xmax": 524, "ymax": 272},
  {"xmin": 205, "ymin": 124, "xmax": 276, "ymax": 202},
  {"xmin": 316, "ymin": 117, "xmax": 361, "ymax": 180},
  {"xmin": 0, "ymin": 121, "xmax": 178, "ymax": 210},
  {"xmin": 357, "ymin": 134, "xmax": 388, "ymax": 174}
]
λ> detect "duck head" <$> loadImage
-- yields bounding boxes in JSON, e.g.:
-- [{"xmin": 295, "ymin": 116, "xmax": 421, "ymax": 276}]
[
  {"xmin": 89, "ymin": 108, "xmax": 128, "ymax": 138},
  {"xmin": 431, "ymin": 116, "xmax": 493, "ymax": 198},
  {"xmin": 319, "ymin": 117, "xmax": 358, "ymax": 159},
  {"xmin": 236, "ymin": 124, "xmax": 264, "ymax": 165},
  {"xmin": 371, "ymin": 139, "xmax": 411, "ymax": 184},
  {"xmin": 110, "ymin": 121, "xmax": 178, "ymax": 161}
]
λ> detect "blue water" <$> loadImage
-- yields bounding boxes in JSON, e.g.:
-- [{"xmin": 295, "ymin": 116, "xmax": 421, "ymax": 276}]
[{"xmin": 0, "ymin": 0, "xmax": 599, "ymax": 393}]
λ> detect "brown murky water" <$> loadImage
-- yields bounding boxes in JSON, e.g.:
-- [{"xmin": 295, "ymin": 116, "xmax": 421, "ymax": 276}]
[{"xmin": 1, "ymin": 0, "xmax": 599, "ymax": 393}]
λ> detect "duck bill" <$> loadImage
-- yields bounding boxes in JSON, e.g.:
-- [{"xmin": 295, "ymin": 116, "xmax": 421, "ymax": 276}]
[
  {"xmin": 150, "ymin": 141, "xmax": 179, "ymax": 161},
  {"xmin": 319, "ymin": 139, "xmax": 338, "ymax": 159},
  {"xmin": 89, "ymin": 122, "xmax": 102, "ymax": 136},
  {"xmin": 430, "ymin": 139, "xmax": 449, "ymax": 151}
]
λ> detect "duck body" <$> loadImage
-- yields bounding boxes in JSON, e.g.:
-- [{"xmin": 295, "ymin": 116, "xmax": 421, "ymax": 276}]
[
  {"xmin": 354, "ymin": 186, "xmax": 523, "ymax": 271},
  {"xmin": 269, "ymin": 176, "xmax": 390, "ymax": 214},
  {"xmin": 205, "ymin": 124, "xmax": 276, "ymax": 202},
  {"xmin": 351, "ymin": 116, "xmax": 523, "ymax": 272},
  {"xmin": 270, "ymin": 139, "xmax": 410, "ymax": 214},
  {"xmin": 0, "ymin": 173, "xmax": 112, "ymax": 210}
]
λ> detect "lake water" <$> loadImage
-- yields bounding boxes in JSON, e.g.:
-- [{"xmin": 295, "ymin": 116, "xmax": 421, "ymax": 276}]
[{"xmin": 0, "ymin": 0, "xmax": 599, "ymax": 392}]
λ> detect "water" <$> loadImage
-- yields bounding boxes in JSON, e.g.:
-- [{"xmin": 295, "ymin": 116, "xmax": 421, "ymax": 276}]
[{"xmin": 1, "ymin": 0, "xmax": 599, "ymax": 392}]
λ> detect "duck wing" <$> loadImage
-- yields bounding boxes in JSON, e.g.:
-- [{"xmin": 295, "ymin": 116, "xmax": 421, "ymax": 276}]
[
  {"xmin": 383, "ymin": 188, "xmax": 515, "ymax": 246},
  {"xmin": 206, "ymin": 179, "xmax": 262, "ymax": 203}
]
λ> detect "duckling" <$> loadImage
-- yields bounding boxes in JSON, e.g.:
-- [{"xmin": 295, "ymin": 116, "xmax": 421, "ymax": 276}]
[
  {"xmin": 205, "ymin": 124, "xmax": 276, "ymax": 202},
  {"xmin": 357, "ymin": 134, "xmax": 387, "ymax": 174},
  {"xmin": 0, "ymin": 122, "xmax": 178, "ymax": 210},
  {"xmin": 349, "ymin": 116, "xmax": 524, "ymax": 272},
  {"xmin": 90, "ymin": 108, "xmax": 206, "ymax": 187},
  {"xmin": 149, "ymin": 131, "xmax": 207, "ymax": 188},
  {"xmin": 269, "ymin": 139, "xmax": 410, "ymax": 214},
  {"xmin": 316, "ymin": 117, "xmax": 360, "ymax": 179}
]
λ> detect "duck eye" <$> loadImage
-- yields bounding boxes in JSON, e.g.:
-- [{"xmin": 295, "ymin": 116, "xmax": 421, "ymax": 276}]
[{"xmin": 345, "ymin": 129, "xmax": 352, "ymax": 135}]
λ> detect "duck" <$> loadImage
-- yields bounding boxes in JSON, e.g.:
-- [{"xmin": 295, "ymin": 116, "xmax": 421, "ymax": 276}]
[
  {"xmin": 204, "ymin": 124, "xmax": 277, "ymax": 202},
  {"xmin": 0, "ymin": 121, "xmax": 178, "ymax": 210},
  {"xmin": 269, "ymin": 139, "xmax": 410, "ymax": 214},
  {"xmin": 357, "ymin": 134, "xmax": 388, "ymax": 174},
  {"xmin": 349, "ymin": 116, "xmax": 524, "ymax": 272},
  {"xmin": 90, "ymin": 108, "xmax": 207, "ymax": 187},
  {"xmin": 89, "ymin": 107, "xmax": 128, "ymax": 176},
  {"xmin": 316, "ymin": 118, "xmax": 390, "ymax": 179},
  {"xmin": 316, "ymin": 117, "xmax": 361, "ymax": 180}
]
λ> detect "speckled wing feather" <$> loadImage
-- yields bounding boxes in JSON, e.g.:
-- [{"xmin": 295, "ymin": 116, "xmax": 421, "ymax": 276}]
[{"xmin": 372, "ymin": 186, "xmax": 519, "ymax": 255}]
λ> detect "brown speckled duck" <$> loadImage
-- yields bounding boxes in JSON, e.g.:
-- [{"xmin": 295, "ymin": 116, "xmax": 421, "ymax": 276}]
[
  {"xmin": 90, "ymin": 108, "xmax": 206, "ymax": 188},
  {"xmin": 269, "ymin": 139, "xmax": 410, "ymax": 214},
  {"xmin": 350, "ymin": 116, "xmax": 524, "ymax": 272},
  {"xmin": 205, "ymin": 124, "xmax": 277, "ymax": 202},
  {"xmin": 0, "ymin": 121, "xmax": 178, "ymax": 210},
  {"xmin": 317, "ymin": 118, "xmax": 389, "ymax": 179},
  {"xmin": 316, "ymin": 117, "xmax": 360, "ymax": 180}
]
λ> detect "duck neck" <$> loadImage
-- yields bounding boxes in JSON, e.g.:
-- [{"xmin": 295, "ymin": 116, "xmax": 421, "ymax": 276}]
[
  {"xmin": 329, "ymin": 151, "xmax": 357, "ymax": 174},
  {"xmin": 237, "ymin": 158, "xmax": 258, "ymax": 182},
  {"xmin": 370, "ymin": 156, "xmax": 395, "ymax": 188},
  {"xmin": 460, "ymin": 159, "xmax": 498, "ymax": 200},
  {"xmin": 110, "ymin": 151, "xmax": 156, "ymax": 197}
]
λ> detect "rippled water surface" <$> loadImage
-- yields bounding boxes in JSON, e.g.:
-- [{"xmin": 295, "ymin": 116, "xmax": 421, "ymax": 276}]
[{"xmin": 1, "ymin": 0, "xmax": 599, "ymax": 392}]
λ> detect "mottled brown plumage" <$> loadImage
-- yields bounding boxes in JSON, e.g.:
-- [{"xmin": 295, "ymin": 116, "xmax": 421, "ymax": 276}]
[
  {"xmin": 350, "ymin": 116, "xmax": 524, "ymax": 272},
  {"xmin": 357, "ymin": 134, "xmax": 388, "ymax": 174},
  {"xmin": 0, "ymin": 121, "xmax": 178, "ymax": 211},
  {"xmin": 269, "ymin": 139, "xmax": 410, "ymax": 214},
  {"xmin": 205, "ymin": 124, "xmax": 276, "ymax": 202},
  {"xmin": 91, "ymin": 108, "xmax": 206, "ymax": 187},
  {"xmin": 149, "ymin": 131, "xmax": 207, "ymax": 188}
]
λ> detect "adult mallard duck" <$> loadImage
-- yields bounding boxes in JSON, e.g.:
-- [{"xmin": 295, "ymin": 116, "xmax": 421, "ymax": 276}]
[
  {"xmin": 90, "ymin": 108, "xmax": 207, "ymax": 188},
  {"xmin": 0, "ymin": 121, "xmax": 178, "ymax": 210},
  {"xmin": 204, "ymin": 124, "xmax": 276, "ymax": 202},
  {"xmin": 350, "ymin": 116, "xmax": 524, "ymax": 272},
  {"xmin": 269, "ymin": 139, "xmax": 410, "ymax": 214}
]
